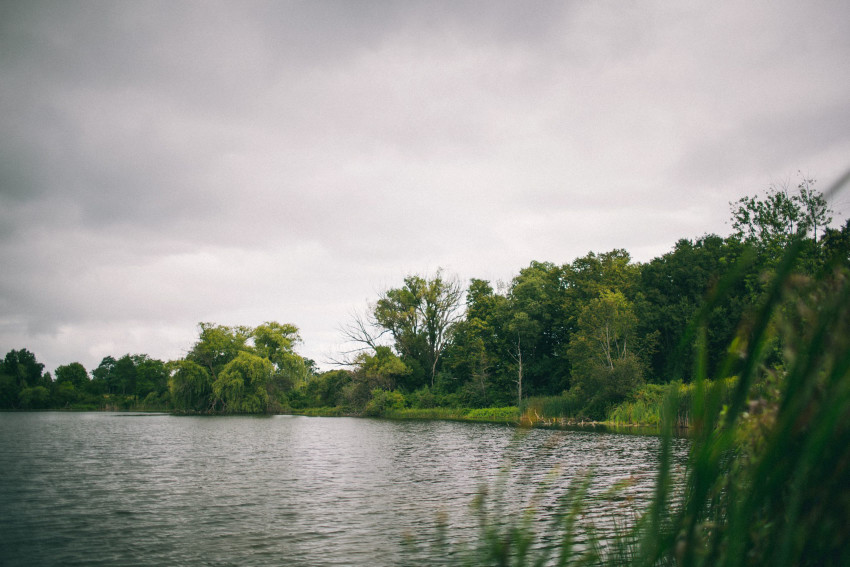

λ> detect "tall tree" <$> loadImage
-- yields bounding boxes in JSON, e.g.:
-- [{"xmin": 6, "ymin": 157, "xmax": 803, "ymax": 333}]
[
  {"xmin": 730, "ymin": 176, "xmax": 832, "ymax": 253},
  {"xmin": 55, "ymin": 362, "xmax": 88, "ymax": 389},
  {"xmin": 168, "ymin": 359, "xmax": 213, "ymax": 412},
  {"xmin": 186, "ymin": 323, "xmax": 251, "ymax": 381},
  {"xmin": 213, "ymin": 351, "xmax": 275, "ymax": 413},
  {"xmin": 568, "ymin": 289, "xmax": 645, "ymax": 418},
  {"xmin": 506, "ymin": 261, "xmax": 569, "ymax": 395},
  {"xmin": 374, "ymin": 270, "xmax": 464, "ymax": 388}
]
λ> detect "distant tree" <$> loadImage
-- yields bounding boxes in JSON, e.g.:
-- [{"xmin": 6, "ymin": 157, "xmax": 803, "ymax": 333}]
[
  {"xmin": 795, "ymin": 176, "xmax": 831, "ymax": 242},
  {"xmin": 172, "ymin": 321, "xmax": 310, "ymax": 413},
  {"xmin": 132, "ymin": 355, "xmax": 168, "ymax": 400},
  {"xmin": 568, "ymin": 290, "xmax": 645, "ymax": 418},
  {"xmin": 444, "ymin": 279, "xmax": 514, "ymax": 406},
  {"xmin": 506, "ymin": 261, "xmax": 569, "ymax": 395},
  {"xmin": 730, "ymin": 175, "xmax": 832, "ymax": 251},
  {"xmin": 343, "ymin": 346, "xmax": 411, "ymax": 411},
  {"xmin": 18, "ymin": 385, "xmax": 50, "ymax": 409},
  {"xmin": 635, "ymin": 235, "xmax": 749, "ymax": 382},
  {"xmin": 213, "ymin": 351, "xmax": 275, "ymax": 413},
  {"xmin": 2, "ymin": 349, "xmax": 47, "ymax": 389},
  {"xmin": 91, "ymin": 356, "xmax": 116, "ymax": 394},
  {"xmin": 186, "ymin": 323, "xmax": 251, "ymax": 381},
  {"xmin": 55, "ymin": 362, "xmax": 89, "ymax": 389},
  {"xmin": 374, "ymin": 270, "xmax": 464, "ymax": 388},
  {"xmin": 168, "ymin": 359, "xmax": 213, "ymax": 412}
]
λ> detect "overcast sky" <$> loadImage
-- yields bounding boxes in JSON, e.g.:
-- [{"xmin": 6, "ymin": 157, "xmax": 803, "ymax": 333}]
[{"xmin": 2, "ymin": 0, "xmax": 849, "ymax": 375}]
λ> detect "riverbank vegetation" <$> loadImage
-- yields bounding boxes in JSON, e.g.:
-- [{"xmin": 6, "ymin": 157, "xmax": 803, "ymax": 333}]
[
  {"xmin": 404, "ymin": 172, "xmax": 850, "ymax": 565},
  {"xmin": 1, "ymin": 175, "xmax": 848, "ymax": 430}
]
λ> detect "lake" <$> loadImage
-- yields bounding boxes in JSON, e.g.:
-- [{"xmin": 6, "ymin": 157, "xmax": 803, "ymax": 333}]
[{"xmin": 0, "ymin": 412, "xmax": 688, "ymax": 566}]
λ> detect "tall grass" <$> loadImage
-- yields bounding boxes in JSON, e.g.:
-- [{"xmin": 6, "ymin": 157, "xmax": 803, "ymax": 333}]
[
  {"xmin": 406, "ymin": 170, "xmax": 850, "ymax": 565},
  {"xmin": 607, "ymin": 378, "xmax": 738, "ymax": 428},
  {"xmin": 385, "ymin": 406, "xmax": 519, "ymax": 424},
  {"xmin": 522, "ymin": 393, "xmax": 584, "ymax": 422}
]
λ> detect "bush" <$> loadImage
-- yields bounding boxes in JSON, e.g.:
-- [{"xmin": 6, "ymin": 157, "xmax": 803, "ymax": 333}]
[
  {"xmin": 407, "ymin": 386, "xmax": 437, "ymax": 409},
  {"xmin": 363, "ymin": 389, "xmax": 406, "ymax": 417}
]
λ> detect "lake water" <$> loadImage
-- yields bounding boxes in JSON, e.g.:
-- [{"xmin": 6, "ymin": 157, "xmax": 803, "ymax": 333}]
[{"xmin": 0, "ymin": 412, "xmax": 688, "ymax": 566}]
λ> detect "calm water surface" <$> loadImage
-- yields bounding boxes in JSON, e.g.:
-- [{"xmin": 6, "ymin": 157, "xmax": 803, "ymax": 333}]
[{"xmin": 0, "ymin": 412, "xmax": 688, "ymax": 565}]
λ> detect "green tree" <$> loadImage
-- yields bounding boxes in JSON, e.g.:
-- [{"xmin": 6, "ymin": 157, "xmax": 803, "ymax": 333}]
[
  {"xmin": 91, "ymin": 355, "xmax": 116, "ymax": 395},
  {"xmin": 374, "ymin": 271, "xmax": 464, "ymax": 388},
  {"xmin": 186, "ymin": 323, "xmax": 251, "ymax": 381},
  {"xmin": 53, "ymin": 362, "xmax": 89, "ymax": 406},
  {"xmin": 0, "ymin": 349, "xmax": 48, "ymax": 409},
  {"xmin": 132, "ymin": 355, "xmax": 168, "ymax": 400},
  {"xmin": 300, "ymin": 369, "xmax": 352, "ymax": 408},
  {"xmin": 506, "ymin": 261, "xmax": 569, "ymax": 395},
  {"xmin": 444, "ymin": 279, "xmax": 514, "ymax": 406},
  {"xmin": 18, "ymin": 385, "xmax": 50, "ymax": 409},
  {"xmin": 2, "ymin": 349, "xmax": 47, "ymax": 390},
  {"xmin": 252, "ymin": 321, "xmax": 310, "ymax": 394},
  {"xmin": 172, "ymin": 320, "xmax": 309, "ymax": 413},
  {"xmin": 635, "ymin": 235, "xmax": 749, "ymax": 382},
  {"xmin": 343, "ymin": 346, "xmax": 411, "ymax": 411},
  {"xmin": 55, "ymin": 362, "xmax": 88, "ymax": 388},
  {"xmin": 730, "ymin": 176, "xmax": 832, "ymax": 254},
  {"xmin": 568, "ymin": 290, "xmax": 645, "ymax": 418},
  {"xmin": 168, "ymin": 359, "xmax": 213, "ymax": 412},
  {"xmin": 212, "ymin": 351, "xmax": 275, "ymax": 413}
]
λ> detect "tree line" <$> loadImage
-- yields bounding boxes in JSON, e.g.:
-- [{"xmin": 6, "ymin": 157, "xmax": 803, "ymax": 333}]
[{"xmin": 2, "ymin": 177, "xmax": 848, "ymax": 419}]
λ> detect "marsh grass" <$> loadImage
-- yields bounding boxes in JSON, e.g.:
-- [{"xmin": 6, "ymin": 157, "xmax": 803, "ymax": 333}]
[
  {"xmin": 385, "ymin": 406, "xmax": 519, "ymax": 423},
  {"xmin": 406, "ymin": 170, "xmax": 850, "ymax": 565}
]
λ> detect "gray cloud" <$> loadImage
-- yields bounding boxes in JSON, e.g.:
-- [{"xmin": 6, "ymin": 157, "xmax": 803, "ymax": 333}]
[{"xmin": 1, "ymin": 0, "xmax": 849, "ymax": 373}]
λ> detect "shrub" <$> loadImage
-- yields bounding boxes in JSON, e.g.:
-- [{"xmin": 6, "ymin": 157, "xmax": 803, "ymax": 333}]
[{"xmin": 363, "ymin": 389, "xmax": 406, "ymax": 417}]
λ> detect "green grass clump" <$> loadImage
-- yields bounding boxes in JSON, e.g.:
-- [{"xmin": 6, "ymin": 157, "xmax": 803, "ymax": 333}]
[
  {"xmin": 384, "ymin": 406, "xmax": 519, "ymax": 423},
  {"xmin": 464, "ymin": 407, "xmax": 519, "ymax": 423}
]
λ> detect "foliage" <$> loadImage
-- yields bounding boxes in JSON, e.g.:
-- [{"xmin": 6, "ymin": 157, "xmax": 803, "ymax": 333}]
[
  {"xmin": 383, "ymin": 406, "xmax": 519, "ymax": 423},
  {"xmin": 406, "ymin": 170, "xmax": 850, "ymax": 566},
  {"xmin": 213, "ymin": 351, "xmax": 275, "ymax": 413},
  {"xmin": 374, "ymin": 270, "xmax": 464, "ymax": 388},
  {"xmin": 170, "ymin": 321, "xmax": 310, "ymax": 413},
  {"xmin": 363, "ymin": 388, "xmax": 406, "ymax": 417},
  {"xmin": 168, "ymin": 359, "xmax": 213, "ymax": 412}
]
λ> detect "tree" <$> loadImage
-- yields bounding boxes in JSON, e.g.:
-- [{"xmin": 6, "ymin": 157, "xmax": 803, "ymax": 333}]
[
  {"xmin": 334, "ymin": 305, "xmax": 390, "ymax": 365},
  {"xmin": 186, "ymin": 323, "xmax": 251, "ymax": 381},
  {"xmin": 568, "ymin": 290, "xmax": 645, "ymax": 417},
  {"xmin": 252, "ymin": 321, "xmax": 309, "ymax": 387},
  {"xmin": 730, "ymin": 176, "xmax": 832, "ymax": 250},
  {"xmin": 91, "ymin": 356, "xmax": 116, "ymax": 395},
  {"xmin": 2, "ymin": 349, "xmax": 47, "ymax": 389},
  {"xmin": 796, "ymin": 175, "xmax": 831, "ymax": 242},
  {"xmin": 132, "ymin": 355, "xmax": 168, "ymax": 400},
  {"xmin": 213, "ymin": 351, "xmax": 275, "ymax": 413},
  {"xmin": 53, "ymin": 362, "xmax": 89, "ymax": 405},
  {"xmin": 374, "ymin": 270, "xmax": 464, "ymax": 388},
  {"xmin": 55, "ymin": 362, "xmax": 89, "ymax": 388},
  {"xmin": 342, "ymin": 346, "xmax": 411, "ymax": 411},
  {"xmin": 506, "ymin": 261, "xmax": 569, "ymax": 395},
  {"xmin": 635, "ymin": 235, "xmax": 749, "ymax": 382},
  {"xmin": 168, "ymin": 360, "xmax": 213, "ymax": 412},
  {"xmin": 172, "ymin": 320, "xmax": 309, "ymax": 413},
  {"xmin": 444, "ymin": 279, "xmax": 515, "ymax": 406}
]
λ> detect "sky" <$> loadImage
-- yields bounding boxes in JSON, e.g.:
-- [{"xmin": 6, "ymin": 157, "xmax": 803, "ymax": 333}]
[{"xmin": 2, "ymin": 0, "xmax": 849, "ymax": 375}]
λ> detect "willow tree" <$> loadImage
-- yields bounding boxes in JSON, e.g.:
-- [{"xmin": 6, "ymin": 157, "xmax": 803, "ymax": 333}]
[{"xmin": 174, "ymin": 320, "xmax": 309, "ymax": 413}]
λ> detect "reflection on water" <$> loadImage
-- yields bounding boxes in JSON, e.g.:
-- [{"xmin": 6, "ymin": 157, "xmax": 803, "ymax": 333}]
[{"xmin": 0, "ymin": 412, "xmax": 688, "ymax": 566}]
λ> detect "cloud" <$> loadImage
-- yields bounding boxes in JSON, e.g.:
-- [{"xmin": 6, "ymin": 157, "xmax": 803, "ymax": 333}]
[{"xmin": 1, "ymin": 0, "xmax": 849, "ymax": 373}]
